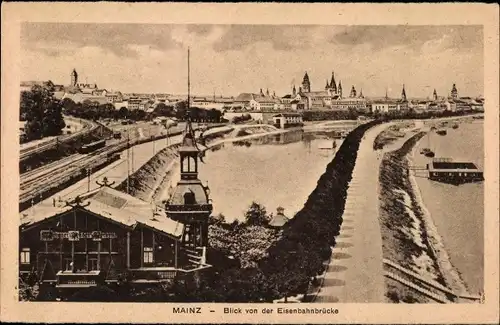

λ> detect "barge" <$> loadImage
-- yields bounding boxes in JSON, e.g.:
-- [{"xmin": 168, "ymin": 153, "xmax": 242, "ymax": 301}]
[{"xmin": 427, "ymin": 158, "xmax": 484, "ymax": 184}]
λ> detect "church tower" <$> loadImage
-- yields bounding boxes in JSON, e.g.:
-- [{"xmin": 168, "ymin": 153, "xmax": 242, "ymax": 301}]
[
  {"xmin": 292, "ymin": 85, "xmax": 297, "ymax": 96},
  {"xmin": 302, "ymin": 72, "xmax": 311, "ymax": 93},
  {"xmin": 401, "ymin": 84, "xmax": 407, "ymax": 101},
  {"xmin": 330, "ymin": 71, "xmax": 337, "ymax": 93},
  {"xmin": 451, "ymin": 84, "xmax": 458, "ymax": 99},
  {"xmin": 338, "ymin": 81, "xmax": 343, "ymax": 98},
  {"xmin": 71, "ymin": 68, "xmax": 78, "ymax": 87},
  {"xmin": 350, "ymin": 85, "xmax": 357, "ymax": 98},
  {"xmin": 433, "ymin": 89, "xmax": 438, "ymax": 101},
  {"xmin": 325, "ymin": 79, "xmax": 330, "ymax": 90}
]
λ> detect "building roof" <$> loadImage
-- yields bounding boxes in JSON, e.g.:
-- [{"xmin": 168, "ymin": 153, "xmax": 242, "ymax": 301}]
[
  {"xmin": 168, "ymin": 179, "xmax": 210, "ymax": 206},
  {"xmin": 268, "ymin": 212, "xmax": 289, "ymax": 227},
  {"xmin": 20, "ymin": 187, "xmax": 184, "ymax": 238},
  {"xmin": 274, "ymin": 113, "xmax": 302, "ymax": 118},
  {"xmin": 235, "ymin": 93, "xmax": 256, "ymax": 102}
]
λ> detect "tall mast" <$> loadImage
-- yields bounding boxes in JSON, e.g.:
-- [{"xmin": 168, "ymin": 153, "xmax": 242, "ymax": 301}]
[{"xmin": 187, "ymin": 47, "xmax": 190, "ymax": 113}]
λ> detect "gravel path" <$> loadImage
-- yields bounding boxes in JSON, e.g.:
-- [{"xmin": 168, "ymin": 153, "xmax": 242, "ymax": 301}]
[{"xmin": 315, "ymin": 123, "xmax": 391, "ymax": 303}]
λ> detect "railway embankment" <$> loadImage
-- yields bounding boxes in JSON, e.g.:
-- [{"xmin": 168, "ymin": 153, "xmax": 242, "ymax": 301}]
[
  {"xmin": 378, "ymin": 131, "xmax": 470, "ymax": 303},
  {"xmin": 115, "ymin": 144, "xmax": 180, "ymax": 202}
]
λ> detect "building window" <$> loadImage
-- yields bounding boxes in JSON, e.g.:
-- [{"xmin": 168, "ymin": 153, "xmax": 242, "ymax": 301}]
[
  {"xmin": 144, "ymin": 247, "xmax": 154, "ymax": 264},
  {"xmin": 89, "ymin": 258, "xmax": 98, "ymax": 271},
  {"xmin": 20, "ymin": 248, "xmax": 30, "ymax": 264}
]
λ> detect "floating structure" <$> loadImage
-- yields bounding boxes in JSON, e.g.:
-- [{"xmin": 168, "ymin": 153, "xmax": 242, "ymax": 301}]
[
  {"xmin": 427, "ymin": 158, "xmax": 484, "ymax": 184},
  {"xmin": 318, "ymin": 139, "xmax": 337, "ymax": 150},
  {"xmin": 436, "ymin": 129, "xmax": 447, "ymax": 136}
]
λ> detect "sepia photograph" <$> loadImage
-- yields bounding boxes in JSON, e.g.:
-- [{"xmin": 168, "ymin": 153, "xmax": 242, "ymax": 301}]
[{"xmin": 1, "ymin": 2, "xmax": 499, "ymax": 324}]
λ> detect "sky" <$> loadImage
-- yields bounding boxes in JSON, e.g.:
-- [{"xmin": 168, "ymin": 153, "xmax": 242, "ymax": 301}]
[{"xmin": 20, "ymin": 23, "xmax": 484, "ymax": 98}]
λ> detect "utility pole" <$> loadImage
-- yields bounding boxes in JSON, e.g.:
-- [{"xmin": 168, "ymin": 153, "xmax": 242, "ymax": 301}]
[
  {"xmin": 127, "ymin": 132, "xmax": 130, "ymax": 195},
  {"xmin": 87, "ymin": 168, "xmax": 91, "ymax": 192}
]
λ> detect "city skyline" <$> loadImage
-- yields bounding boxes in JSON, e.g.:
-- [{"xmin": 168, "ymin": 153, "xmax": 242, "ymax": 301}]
[{"xmin": 21, "ymin": 23, "xmax": 484, "ymax": 98}]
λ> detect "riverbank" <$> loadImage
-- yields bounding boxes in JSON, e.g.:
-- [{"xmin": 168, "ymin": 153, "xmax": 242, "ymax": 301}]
[
  {"xmin": 408, "ymin": 139, "xmax": 471, "ymax": 296},
  {"xmin": 378, "ymin": 131, "xmax": 471, "ymax": 303}
]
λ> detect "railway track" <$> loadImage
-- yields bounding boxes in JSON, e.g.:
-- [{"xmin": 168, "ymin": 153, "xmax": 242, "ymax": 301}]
[
  {"xmin": 19, "ymin": 125, "xmax": 197, "ymax": 209},
  {"xmin": 19, "ymin": 142, "xmax": 124, "ymax": 204},
  {"xmin": 19, "ymin": 118, "xmax": 101, "ymax": 161}
]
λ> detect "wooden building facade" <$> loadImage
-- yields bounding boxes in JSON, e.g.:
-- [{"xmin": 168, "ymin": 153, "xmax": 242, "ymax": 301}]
[{"xmin": 19, "ymin": 186, "xmax": 210, "ymax": 292}]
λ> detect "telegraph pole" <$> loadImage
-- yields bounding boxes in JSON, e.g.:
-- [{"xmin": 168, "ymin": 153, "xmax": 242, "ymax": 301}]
[
  {"xmin": 127, "ymin": 132, "xmax": 130, "ymax": 194},
  {"xmin": 87, "ymin": 168, "xmax": 91, "ymax": 192}
]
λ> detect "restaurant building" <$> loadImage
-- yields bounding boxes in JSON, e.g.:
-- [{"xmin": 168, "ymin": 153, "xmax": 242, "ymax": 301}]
[{"xmin": 19, "ymin": 122, "xmax": 213, "ymax": 297}]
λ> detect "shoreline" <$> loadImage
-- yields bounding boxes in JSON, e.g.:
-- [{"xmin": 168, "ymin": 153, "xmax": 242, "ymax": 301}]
[
  {"xmin": 409, "ymin": 133, "xmax": 471, "ymax": 296},
  {"xmin": 378, "ymin": 121, "xmax": 474, "ymax": 302}
]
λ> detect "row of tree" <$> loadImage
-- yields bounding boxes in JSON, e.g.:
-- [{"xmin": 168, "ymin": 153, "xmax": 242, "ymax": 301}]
[
  {"xmin": 62, "ymin": 99, "xmax": 224, "ymax": 123},
  {"xmin": 62, "ymin": 99, "xmax": 148, "ymax": 121},
  {"xmin": 20, "ymin": 85, "xmax": 66, "ymax": 141}
]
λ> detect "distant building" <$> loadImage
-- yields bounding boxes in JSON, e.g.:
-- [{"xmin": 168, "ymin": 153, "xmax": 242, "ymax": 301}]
[
  {"xmin": 268, "ymin": 207, "xmax": 290, "ymax": 228},
  {"xmin": 127, "ymin": 98, "xmax": 141, "ymax": 110},
  {"xmin": 106, "ymin": 91, "xmax": 123, "ymax": 103},
  {"xmin": 272, "ymin": 113, "xmax": 303, "ymax": 129}
]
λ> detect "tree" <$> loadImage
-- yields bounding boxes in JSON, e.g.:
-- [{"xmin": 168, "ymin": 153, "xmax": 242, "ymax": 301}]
[
  {"xmin": 118, "ymin": 107, "xmax": 129, "ymax": 119},
  {"xmin": 21, "ymin": 85, "xmax": 66, "ymax": 140},
  {"xmin": 244, "ymin": 202, "xmax": 270, "ymax": 226}
]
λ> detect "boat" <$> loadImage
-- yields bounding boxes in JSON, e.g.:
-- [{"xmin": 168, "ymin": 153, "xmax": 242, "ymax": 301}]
[
  {"xmin": 420, "ymin": 148, "xmax": 431, "ymax": 155},
  {"xmin": 422, "ymin": 132, "xmax": 435, "ymax": 157},
  {"xmin": 318, "ymin": 139, "xmax": 337, "ymax": 150},
  {"xmin": 436, "ymin": 129, "xmax": 447, "ymax": 136},
  {"xmin": 424, "ymin": 150, "xmax": 435, "ymax": 158}
]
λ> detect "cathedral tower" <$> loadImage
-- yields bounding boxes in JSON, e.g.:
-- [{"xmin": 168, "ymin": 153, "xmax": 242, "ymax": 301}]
[
  {"xmin": 401, "ymin": 84, "xmax": 407, "ymax": 101},
  {"xmin": 350, "ymin": 85, "xmax": 357, "ymax": 98},
  {"xmin": 292, "ymin": 85, "xmax": 297, "ymax": 96},
  {"xmin": 71, "ymin": 69, "xmax": 78, "ymax": 87},
  {"xmin": 451, "ymin": 84, "xmax": 458, "ymax": 99},
  {"xmin": 330, "ymin": 71, "xmax": 337, "ymax": 93},
  {"xmin": 302, "ymin": 72, "xmax": 311, "ymax": 93},
  {"xmin": 338, "ymin": 81, "xmax": 343, "ymax": 98},
  {"xmin": 433, "ymin": 89, "xmax": 438, "ymax": 101}
]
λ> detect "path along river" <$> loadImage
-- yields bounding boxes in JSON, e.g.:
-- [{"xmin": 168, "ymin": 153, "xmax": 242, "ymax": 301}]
[{"xmin": 412, "ymin": 120, "xmax": 484, "ymax": 294}]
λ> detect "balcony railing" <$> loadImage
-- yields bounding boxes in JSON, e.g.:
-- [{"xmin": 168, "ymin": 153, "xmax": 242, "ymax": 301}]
[{"xmin": 56, "ymin": 270, "xmax": 101, "ymax": 288}]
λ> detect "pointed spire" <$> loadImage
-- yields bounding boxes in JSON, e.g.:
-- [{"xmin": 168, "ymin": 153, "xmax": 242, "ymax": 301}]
[
  {"xmin": 266, "ymin": 88, "xmax": 270, "ymax": 96},
  {"xmin": 325, "ymin": 79, "xmax": 330, "ymax": 89},
  {"xmin": 260, "ymin": 88, "xmax": 264, "ymax": 96},
  {"xmin": 292, "ymin": 85, "xmax": 296, "ymax": 96},
  {"xmin": 401, "ymin": 84, "xmax": 407, "ymax": 101},
  {"xmin": 330, "ymin": 71, "xmax": 337, "ymax": 92},
  {"xmin": 359, "ymin": 88, "xmax": 364, "ymax": 98}
]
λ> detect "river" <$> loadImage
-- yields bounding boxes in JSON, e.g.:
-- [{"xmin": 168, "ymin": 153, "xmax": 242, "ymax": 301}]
[
  {"xmin": 412, "ymin": 120, "xmax": 484, "ymax": 294},
  {"xmin": 197, "ymin": 130, "xmax": 341, "ymax": 223}
]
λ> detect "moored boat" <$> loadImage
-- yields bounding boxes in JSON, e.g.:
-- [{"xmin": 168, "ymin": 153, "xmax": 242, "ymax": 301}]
[
  {"xmin": 424, "ymin": 150, "xmax": 435, "ymax": 158},
  {"xmin": 436, "ymin": 129, "xmax": 447, "ymax": 136}
]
